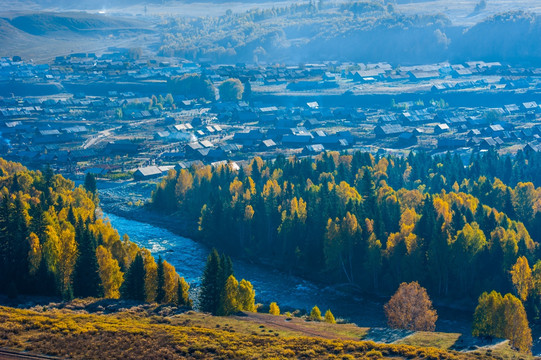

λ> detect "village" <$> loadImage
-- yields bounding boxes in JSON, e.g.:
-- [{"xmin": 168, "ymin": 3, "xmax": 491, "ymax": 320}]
[{"xmin": 1, "ymin": 49, "xmax": 541, "ymax": 181}]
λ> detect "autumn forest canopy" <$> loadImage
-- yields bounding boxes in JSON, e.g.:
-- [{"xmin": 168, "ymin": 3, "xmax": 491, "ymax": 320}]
[
  {"xmin": 151, "ymin": 148, "xmax": 541, "ymax": 324},
  {"xmin": 0, "ymin": 159, "xmax": 190, "ymax": 306},
  {"xmin": 1, "ymin": 148, "xmax": 541, "ymax": 353}
]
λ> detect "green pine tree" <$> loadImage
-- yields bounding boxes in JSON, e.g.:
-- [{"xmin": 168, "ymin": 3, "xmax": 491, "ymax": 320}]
[
  {"xmin": 84, "ymin": 172, "xmax": 97, "ymax": 195},
  {"xmin": 121, "ymin": 253, "xmax": 146, "ymax": 301},
  {"xmin": 176, "ymin": 277, "xmax": 192, "ymax": 308},
  {"xmin": 73, "ymin": 221, "xmax": 102, "ymax": 298},
  {"xmin": 199, "ymin": 249, "xmax": 223, "ymax": 314},
  {"xmin": 156, "ymin": 256, "xmax": 165, "ymax": 303}
]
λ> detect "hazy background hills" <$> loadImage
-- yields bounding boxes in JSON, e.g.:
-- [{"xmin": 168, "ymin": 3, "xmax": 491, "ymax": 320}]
[{"xmin": 0, "ymin": 0, "xmax": 540, "ymax": 65}]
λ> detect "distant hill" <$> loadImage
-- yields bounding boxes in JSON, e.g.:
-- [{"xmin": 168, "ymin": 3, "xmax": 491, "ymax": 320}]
[
  {"xmin": 453, "ymin": 11, "xmax": 541, "ymax": 64},
  {"xmin": 156, "ymin": 4, "xmax": 541, "ymax": 65},
  {"xmin": 0, "ymin": 12, "xmax": 155, "ymax": 61},
  {"xmin": 7, "ymin": 12, "xmax": 151, "ymax": 35}
]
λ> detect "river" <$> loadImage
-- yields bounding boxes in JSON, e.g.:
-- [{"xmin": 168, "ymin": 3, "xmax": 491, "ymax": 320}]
[
  {"xmin": 98, "ymin": 181, "xmax": 541, "ymax": 354},
  {"xmin": 102, "ymin": 211, "xmax": 389, "ymax": 325}
]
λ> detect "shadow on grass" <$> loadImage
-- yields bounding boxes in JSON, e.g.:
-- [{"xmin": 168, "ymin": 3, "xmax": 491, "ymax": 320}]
[{"xmin": 362, "ymin": 327, "xmax": 414, "ymax": 343}]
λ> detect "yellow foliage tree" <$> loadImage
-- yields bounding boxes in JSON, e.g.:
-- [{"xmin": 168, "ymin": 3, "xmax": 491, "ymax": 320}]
[
  {"xmin": 510, "ymin": 256, "xmax": 532, "ymax": 301},
  {"xmin": 140, "ymin": 249, "xmax": 157, "ymax": 302},
  {"xmin": 58, "ymin": 228, "xmax": 77, "ymax": 296},
  {"xmin": 219, "ymin": 275, "xmax": 240, "ymax": 315},
  {"xmin": 238, "ymin": 279, "xmax": 256, "ymax": 312},
  {"xmin": 269, "ymin": 302, "xmax": 280, "ymax": 315},
  {"xmin": 27, "ymin": 232, "xmax": 41, "ymax": 275},
  {"xmin": 472, "ymin": 290, "xmax": 504, "ymax": 338},
  {"xmin": 384, "ymin": 282, "xmax": 437, "ymax": 331},
  {"xmin": 163, "ymin": 260, "xmax": 178, "ymax": 303},
  {"xmin": 473, "ymin": 291, "xmax": 532, "ymax": 353},
  {"xmin": 244, "ymin": 205, "xmax": 254, "ymax": 221},
  {"xmin": 175, "ymin": 169, "xmax": 193, "ymax": 202},
  {"xmin": 502, "ymin": 293, "xmax": 532, "ymax": 353},
  {"xmin": 324, "ymin": 309, "xmax": 336, "ymax": 324},
  {"xmin": 96, "ymin": 245, "xmax": 123, "ymax": 299},
  {"xmin": 310, "ymin": 306, "xmax": 322, "ymax": 321}
]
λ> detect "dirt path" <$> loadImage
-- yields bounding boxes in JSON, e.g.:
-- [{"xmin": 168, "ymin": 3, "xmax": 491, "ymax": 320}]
[{"xmin": 236, "ymin": 312, "xmax": 358, "ymax": 340}]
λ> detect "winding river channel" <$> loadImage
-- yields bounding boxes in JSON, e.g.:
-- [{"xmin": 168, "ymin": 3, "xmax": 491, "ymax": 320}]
[{"xmin": 98, "ymin": 181, "xmax": 541, "ymax": 354}]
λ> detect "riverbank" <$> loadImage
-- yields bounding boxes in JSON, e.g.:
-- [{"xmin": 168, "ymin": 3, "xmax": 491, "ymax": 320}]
[
  {"xmin": 97, "ymin": 180, "xmax": 477, "ymax": 312},
  {"xmin": 97, "ymin": 181, "xmax": 474, "ymax": 321},
  {"xmin": 97, "ymin": 180, "xmax": 200, "ymax": 240},
  {"xmin": 96, "ymin": 180, "xmax": 541, "ymax": 355}
]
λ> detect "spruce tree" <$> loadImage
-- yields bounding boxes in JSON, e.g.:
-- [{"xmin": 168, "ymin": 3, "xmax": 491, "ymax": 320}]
[
  {"xmin": 0, "ymin": 197, "xmax": 10, "ymax": 290},
  {"xmin": 219, "ymin": 253, "xmax": 233, "ymax": 290},
  {"xmin": 121, "ymin": 253, "xmax": 146, "ymax": 301},
  {"xmin": 67, "ymin": 206, "xmax": 76, "ymax": 225},
  {"xmin": 156, "ymin": 256, "xmax": 165, "ymax": 303},
  {"xmin": 84, "ymin": 172, "xmax": 97, "ymax": 195},
  {"xmin": 73, "ymin": 221, "xmax": 102, "ymax": 298},
  {"xmin": 199, "ymin": 249, "xmax": 222, "ymax": 314},
  {"xmin": 29, "ymin": 203, "xmax": 46, "ymax": 240},
  {"xmin": 10, "ymin": 173, "xmax": 20, "ymax": 193},
  {"xmin": 32, "ymin": 256, "xmax": 56, "ymax": 296},
  {"xmin": 9, "ymin": 196, "xmax": 30, "ymax": 292},
  {"xmin": 177, "ymin": 277, "xmax": 192, "ymax": 308}
]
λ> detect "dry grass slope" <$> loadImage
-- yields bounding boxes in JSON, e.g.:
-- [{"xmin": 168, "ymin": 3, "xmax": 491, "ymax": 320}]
[{"xmin": 0, "ymin": 305, "xmax": 514, "ymax": 360}]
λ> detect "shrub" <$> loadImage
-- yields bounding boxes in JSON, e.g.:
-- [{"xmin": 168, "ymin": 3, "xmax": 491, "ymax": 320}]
[
  {"xmin": 309, "ymin": 306, "xmax": 322, "ymax": 321},
  {"xmin": 269, "ymin": 302, "xmax": 280, "ymax": 316}
]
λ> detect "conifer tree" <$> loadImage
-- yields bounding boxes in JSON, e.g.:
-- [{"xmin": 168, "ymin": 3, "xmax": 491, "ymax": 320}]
[
  {"xmin": 199, "ymin": 249, "xmax": 223, "ymax": 314},
  {"xmin": 0, "ymin": 198, "xmax": 11, "ymax": 290},
  {"xmin": 156, "ymin": 256, "xmax": 165, "ymax": 303},
  {"xmin": 324, "ymin": 309, "xmax": 336, "ymax": 324},
  {"xmin": 177, "ymin": 277, "xmax": 192, "ymax": 308},
  {"xmin": 8, "ymin": 196, "xmax": 30, "ymax": 293},
  {"xmin": 219, "ymin": 253, "xmax": 233, "ymax": 289},
  {"xmin": 121, "ymin": 253, "xmax": 146, "ymax": 301},
  {"xmin": 84, "ymin": 172, "xmax": 97, "ymax": 195},
  {"xmin": 73, "ymin": 221, "xmax": 102, "ymax": 298}
]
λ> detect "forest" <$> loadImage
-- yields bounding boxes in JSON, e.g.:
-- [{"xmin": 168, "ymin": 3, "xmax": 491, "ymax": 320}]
[
  {"xmin": 151, "ymin": 148, "xmax": 541, "ymax": 326},
  {"xmin": 157, "ymin": 1, "xmax": 541, "ymax": 65},
  {"xmin": 0, "ymin": 159, "xmax": 190, "ymax": 306}
]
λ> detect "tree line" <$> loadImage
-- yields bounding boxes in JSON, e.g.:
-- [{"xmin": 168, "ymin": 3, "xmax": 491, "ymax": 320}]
[
  {"xmin": 0, "ymin": 160, "xmax": 189, "ymax": 307},
  {"xmin": 151, "ymin": 149, "xmax": 541, "ymax": 321}
]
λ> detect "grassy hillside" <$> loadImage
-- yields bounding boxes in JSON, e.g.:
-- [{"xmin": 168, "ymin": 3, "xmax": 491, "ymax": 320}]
[
  {"xmin": 8, "ymin": 12, "xmax": 152, "ymax": 35},
  {"xmin": 0, "ymin": 12, "xmax": 155, "ymax": 61},
  {"xmin": 0, "ymin": 302, "xmax": 528, "ymax": 359}
]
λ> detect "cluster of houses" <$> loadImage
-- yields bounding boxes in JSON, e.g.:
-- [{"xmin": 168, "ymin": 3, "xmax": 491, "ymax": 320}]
[
  {"xmin": 2, "ymin": 53, "xmax": 541, "ymax": 181},
  {"xmin": 374, "ymin": 100, "xmax": 541, "ymax": 151}
]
